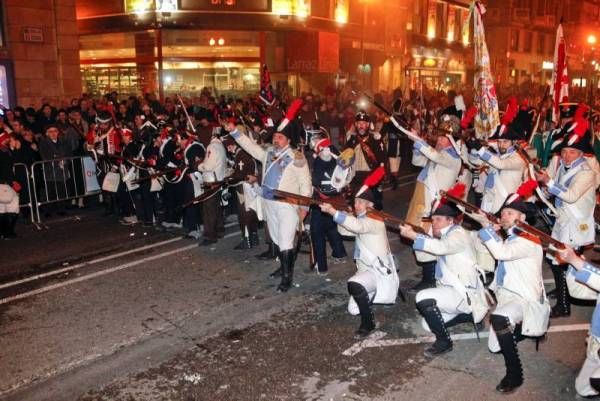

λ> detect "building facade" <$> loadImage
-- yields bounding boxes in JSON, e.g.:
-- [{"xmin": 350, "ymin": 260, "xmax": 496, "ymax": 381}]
[
  {"xmin": 485, "ymin": 0, "xmax": 600, "ymax": 90},
  {"xmin": 405, "ymin": 0, "xmax": 473, "ymax": 92},
  {"xmin": 0, "ymin": 0, "xmax": 81, "ymax": 108},
  {"xmin": 76, "ymin": 0, "xmax": 407, "ymax": 98}
]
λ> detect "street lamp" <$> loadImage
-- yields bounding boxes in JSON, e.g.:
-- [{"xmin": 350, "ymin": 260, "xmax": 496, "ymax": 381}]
[
  {"xmin": 588, "ymin": 34, "xmax": 597, "ymax": 46},
  {"xmin": 585, "ymin": 34, "xmax": 598, "ymax": 102}
]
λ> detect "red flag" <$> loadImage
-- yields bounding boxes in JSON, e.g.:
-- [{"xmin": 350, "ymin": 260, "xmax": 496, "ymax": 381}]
[{"xmin": 550, "ymin": 23, "xmax": 569, "ymax": 123}]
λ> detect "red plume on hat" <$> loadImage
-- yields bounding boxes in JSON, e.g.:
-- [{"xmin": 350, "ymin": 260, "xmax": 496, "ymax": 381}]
[
  {"xmin": 460, "ymin": 106, "xmax": 477, "ymax": 130},
  {"xmin": 435, "ymin": 182, "xmax": 466, "ymax": 208},
  {"xmin": 501, "ymin": 97, "xmax": 518, "ymax": 127},
  {"xmin": 565, "ymin": 103, "xmax": 590, "ymax": 146},
  {"xmin": 277, "ymin": 98, "xmax": 303, "ymax": 132},
  {"xmin": 505, "ymin": 179, "xmax": 538, "ymax": 205},
  {"xmin": 446, "ymin": 182, "xmax": 466, "ymax": 200},
  {"xmin": 355, "ymin": 166, "xmax": 385, "ymax": 198}
]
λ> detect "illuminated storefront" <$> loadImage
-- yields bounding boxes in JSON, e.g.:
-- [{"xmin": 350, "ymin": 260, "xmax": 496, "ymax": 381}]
[
  {"xmin": 407, "ymin": 47, "xmax": 469, "ymax": 91},
  {"xmin": 76, "ymin": 0, "xmax": 355, "ymax": 98},
  {"xmin": 79, "ymin": 30, "xmax": 261, "ymax": 96}
]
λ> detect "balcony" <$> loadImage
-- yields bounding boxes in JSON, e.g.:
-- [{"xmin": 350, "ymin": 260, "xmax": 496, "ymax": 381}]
[
  {"xmin": 512, "ymin": 8, "xmax": 530, "ymax": 24},
  {"xmin": 533, "ymin": 15, "xmax": 556, "ymax": 28}
]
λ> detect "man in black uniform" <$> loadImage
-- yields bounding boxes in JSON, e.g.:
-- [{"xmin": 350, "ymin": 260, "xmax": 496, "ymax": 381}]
[
  {"xmin": 223, "ymin": 135, "xmax": 260, "ymax": 250},
  {"xmin": 137, "ymin": 126, "xmax": 161, "ymax": 227},
  {"xmin": 179, "ymin": 130, "xmax": 206, "ymax": 239},
  {"xmin": 310, "ymin": 134, "xmax": 348, "ymax": 274},
  {"xmin": 344, "ymin": 111, "xmax": 387, "ymax": 210},
  {"xmin": 157, "ymin": 128, "xmax": 185, "ymax": 228},
  {"xmin": 117, "ymin": 128, "xmax": 141, "ymax": 225},
  {"xmin": 380, "ymin": 99, "xmax": 404, "ymax": 190}
]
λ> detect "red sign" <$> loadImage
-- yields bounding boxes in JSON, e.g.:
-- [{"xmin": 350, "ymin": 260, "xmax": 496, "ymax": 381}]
[{"xmin": 286, "ymin": 32, "xmax": 339, "ymax": 73}]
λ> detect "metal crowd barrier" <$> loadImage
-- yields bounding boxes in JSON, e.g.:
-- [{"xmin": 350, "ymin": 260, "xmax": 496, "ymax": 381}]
[
  {"xmin": 13, "ymin": 163, "xmax": 36, "ymax": 226},
  {"xmin": 29, "ymin": 156, "xmax": 102, "ymax": 225}
]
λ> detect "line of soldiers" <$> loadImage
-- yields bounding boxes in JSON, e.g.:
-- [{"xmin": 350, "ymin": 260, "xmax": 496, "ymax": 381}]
[
  {"xmin": 317, "ymin": 94, "xmax": 600, "ymax": 395},
  {"xmin": 8, "ymin": 88, "xmax": 600, "ymax": 395}
]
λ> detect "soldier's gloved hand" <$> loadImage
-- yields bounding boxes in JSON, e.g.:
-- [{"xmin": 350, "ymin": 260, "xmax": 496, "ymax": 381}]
[
  {"xmin": 466, "ymin": 137, "xmax": 482, "ymax": 151},
  {"xmin": 398, "ymin": 224, "xmax": 417, "ymax": 240},
  {"xmin": 319, "ymin": 203, "xmax": 336, "ymax": 215}
]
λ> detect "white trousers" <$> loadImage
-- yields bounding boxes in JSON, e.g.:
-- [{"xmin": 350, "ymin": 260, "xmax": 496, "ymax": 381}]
[
  {"xmin": 576, "ymin": 335, "xmax": 600, "ymax": 397},
  {"xmin": 347, "ymin": 270, "xmax": 377, "ymax": 315},
  {"xmin": 263, "ymin": 198, "xmax": 299, "ymax": 251},
  {"xmin": 416, "ymin": 286, "xmax": 470, "ymax": 331},
  {"xmin": 488, "ymin": 299, "xmax": 524, "ymax": 352}
]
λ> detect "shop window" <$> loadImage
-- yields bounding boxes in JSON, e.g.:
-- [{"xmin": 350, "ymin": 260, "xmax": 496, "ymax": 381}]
[
  {"xmin": 81, "ymin": 65, "xmax": 140, "ymax": 96},
  {"xmin": 162, "ymin": 62, "xmax": 259, "ymax": 95},
  {"xmin": 311, "ymin": 0, "xmax": 331, "ymax": 19}
]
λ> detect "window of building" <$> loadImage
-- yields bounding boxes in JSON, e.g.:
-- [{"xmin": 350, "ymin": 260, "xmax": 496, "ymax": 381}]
[
  {"xmin": 311, "ymin": 0, "xmax": 331, "ymax": 19},
  {"xmin": 435, "ymin": 1, "xmax": 446, "ymax": 40},
  {"xmin": 537, "ymin": 32, "xmax": 545, "ymax": 55},
  {"xmin": 524, "ymin": 31, "xmax": 532, "ymax": 53},
  {"xmin": 510, "ymin": 29, "xmax": 520, "ymax": 52}
]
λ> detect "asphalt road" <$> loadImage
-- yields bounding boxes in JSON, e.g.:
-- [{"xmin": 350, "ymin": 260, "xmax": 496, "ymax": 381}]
[{"xmin": 0, "ymin": 172, "xmax": 595, "ymax": 401}]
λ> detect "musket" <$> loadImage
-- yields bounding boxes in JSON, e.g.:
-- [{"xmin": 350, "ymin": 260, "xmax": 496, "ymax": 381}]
[
  {"xmin": 181, "ymin": 186, "xmax": 222, "ymax": 209},
  {"xmin": 513, "ymin": 220, "xmax": 564, "ymax": 250},
  {"xmin": 439, "ymin": 190, "xmax": 500, "ymax": 224},
  {"xmin": 202, "ymin": 177, "xmax": 239, "ymax": 190},
  {"xmin": 351, "ymin": 90, "xmax": 417, "ymax": 140},
  {"xmin": 177, "ymin": 95, "xmax": 196, "ymax": 134},
  {"xmin": 513, "ymin": 142, "xmax": 543, "ymax": 174},
  {"xmin": 130, "ymin": 167, "xmax": 179, "ymax": 184},
  {"xmin": 366, "ymin": 208, "xmax": 428, "ymax": 235},
  {"xmin": 272, "ymin": 189, "xmax": 352, "ymax": 213},
  {"xmin": 441, "ymin": 189, "xmax": 570, "ymax": 255},
  {"xmin": 104, "ymin": 154, "xmax": 150, "ymax": 169}
]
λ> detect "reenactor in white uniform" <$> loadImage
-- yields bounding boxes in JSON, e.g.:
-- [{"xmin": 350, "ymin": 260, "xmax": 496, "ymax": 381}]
[
  {"xmin": 556, "ymin": 247, "xmax": 600, "ymax": 397},
  {"xmin": 320, "ymin": 184, "xmax": 399, "ymax": 338},
  {"xmin": 404, "ymin": 115, "xmax": 462, "ymax": 292},
  {"xmin": 228, "ymin": 119, "xmax": 312, "ymax": 292},
  {"xmin": 478, "ymin": 180, "xmax": 548, "ymax": 394},
  {"xmin": 466, "ymin": 97, "xmax": 527, "ymax": 215},
  {"xmin": 535, "ymin": 107, "xmax": 597, "ymax": 318},
  {"xmin": 197, "ymin": 131, "xmax": 227, "ymax": 246},
  {"xmin": 399, "ymin": 183, "xmax": 488, "ymax": 357}
]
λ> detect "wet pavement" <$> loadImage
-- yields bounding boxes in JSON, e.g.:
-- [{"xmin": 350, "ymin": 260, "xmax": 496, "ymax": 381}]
[{"xmin": 0, "ymin": 172, "xmax": 595, "ymax": 401}]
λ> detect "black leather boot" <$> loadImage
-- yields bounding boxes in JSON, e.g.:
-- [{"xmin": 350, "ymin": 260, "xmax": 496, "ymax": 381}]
[
  {"xmin": 348, "ymin": 282, "xmax": 376, "ymax": 338},
  {"xmin": 416, "ymin": 299, "xmax": 452, "ymax": 357},
  {"xmin": 257, "ymin": 243, "xmax": 278, "ymax": 261},
  {"xmin": 4, "ymin": 213, "xmax": 17, "ymax": 239},
  {"xmin": 0, "ymin": 214, "xmax": 7, "ymax": 239},
  {"xmin": 491, "ymin": 314, "xmax": 523, "ymax": 393},
  {"xmin": 409, "ymin": 261, "xmax": 436, "ymax": 293},
  {"xmin": 550, "ymin": 264, "xmax": 570, "ymax": 318},
  {"xmin": 277, "ymin": 249, "xmax": 295, "ymax": 293}
]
